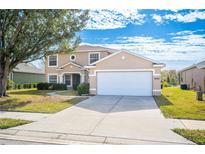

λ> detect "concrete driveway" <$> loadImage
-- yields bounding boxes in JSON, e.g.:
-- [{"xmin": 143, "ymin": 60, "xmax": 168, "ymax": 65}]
[{"xmin": 12, "ymin": 96, "xmax": 193, "ymax": 144}]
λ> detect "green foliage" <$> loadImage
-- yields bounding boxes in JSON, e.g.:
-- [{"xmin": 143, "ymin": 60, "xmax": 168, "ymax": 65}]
[
  {"xmin": 22, "ymin": 83, "xmax": 36, "ymax": 89},
  {"xmin": 6, "ymin": 80, "xmax": 14, "ymax": 90},
  {"xmin": 0, "ymin": 10, "xmax": 89, "ymax": 62},
  {"xmin": 11, "ymin": 83, "xmax": 37, "ymax": 90},
  {"xmin": 0, "ymin": 10, "xmax": 89, "ymax": 96},
  {"xmin": 37, "ymin": 82, "xmax": 67, "ymax": 90},
  {"xmin": 37, "ymin": 82, "xmax": 50, "ymax": 90},
  {"xmin": 173, "ymin": 129, "xmax": 205, "ymax": 145},
  {"xmin": 49, "ymin": 83, "xmax": 67, "ymax": 90},
  {"xmin": 77, "ymin": 83, "xmax": 89, "ymax": 95},
  {"xmin": 162, "ymin": 81, "xmax": 169, "ymax": 87},
  {"xmin": 161, "ymin": 70, "xmax": 178, "ymax": 86},
  {"xmin": 0, "ymin": 118, "xmax": 32, "ymax": 129},
  {"xmin": 17, "ymin": 84, "xmax": 22, "ymax": 89}
]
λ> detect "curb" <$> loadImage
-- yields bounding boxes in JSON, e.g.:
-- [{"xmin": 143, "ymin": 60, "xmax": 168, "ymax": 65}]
[{"xmin": 0, "ymin": 129, "xmax": 195, "ymax": 145}]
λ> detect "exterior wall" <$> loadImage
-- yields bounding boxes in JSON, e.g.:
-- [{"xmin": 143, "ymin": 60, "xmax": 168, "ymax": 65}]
[
  {"xmin": 45, "ymin": 51, "xmax": 110, "ymax": 86},
  {"xmin": 45, "ymin": 63, "xmax": 88, "ymax": 83},
  {"xmin": 180, "ymin": 67, "xmax": 205, "ymax": 92},
  {"xmin": 12, "ymin": 72, "xmax": 45, "ymax": 84},
  {"xmin": 46, "ymin": 51, "xmax": 110, "ymax": 74},
  {"xmin": 89, "ymin": 52, "xmax": 162, "ymax": 96},
  {"xmin": 95, "ymin": 52, "xmax": 153, "ymax": 69}
]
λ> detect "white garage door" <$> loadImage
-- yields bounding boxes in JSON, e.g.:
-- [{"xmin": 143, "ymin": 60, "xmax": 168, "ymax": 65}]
[{"xmin": 97, "ymin": 71, "xmax": 152, "ymax": 96}]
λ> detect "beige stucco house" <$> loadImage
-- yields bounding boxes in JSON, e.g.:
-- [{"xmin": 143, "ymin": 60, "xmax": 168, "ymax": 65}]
[
  {"xmin": 45, "ymin": 45, "xmax": 164, "ymax": 96},
  {"xmin": 179, "ymin": 60, "xmax": 205, "ymax": 92}
]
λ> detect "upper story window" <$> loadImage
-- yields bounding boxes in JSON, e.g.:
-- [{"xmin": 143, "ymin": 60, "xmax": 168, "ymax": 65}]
[
  {"xmin": 48, "ymin": 55, "xmax": 57, "ymax": 67},
  {"xmin": 89, "ymin": 52, "xmax": 100, "ymax": 65}
]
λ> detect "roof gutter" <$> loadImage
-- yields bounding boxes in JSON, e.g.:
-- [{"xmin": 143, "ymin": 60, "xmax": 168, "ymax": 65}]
[{"xmin": 153, "ymin": 64, "xmax": 166, "ymax": 68}]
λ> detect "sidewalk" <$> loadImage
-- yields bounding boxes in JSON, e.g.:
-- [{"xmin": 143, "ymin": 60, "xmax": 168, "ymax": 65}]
[
  {"xmin": 0, "ymin": 129, "xmax": 194, "ymax": 145},
  {"xmin": 178, "ymin": 119, "xmax": 205, "ymax": 130},
  {"xmin": 0, "ymin": 111, "xmax": 51, "ymax": 121}
]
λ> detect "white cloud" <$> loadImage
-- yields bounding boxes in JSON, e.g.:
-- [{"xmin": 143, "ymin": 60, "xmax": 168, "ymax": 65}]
[
  {"xmin": 169, "ymin": 30, "xmax": 195, "ymax": 36},
  {"xmin": 153, "ymin": 10, "xmax": 205, "ymax": 23},
  {"xmin": 152, "ymin": 14, "xmax": 163, "ymax": 23},
  {"xmin": 86, "ymin": 9, "xmax": 146, "ymax": 30},
  {"xmin": 82, "ymin": 30, "xmax": 205, "ymax": 62}
]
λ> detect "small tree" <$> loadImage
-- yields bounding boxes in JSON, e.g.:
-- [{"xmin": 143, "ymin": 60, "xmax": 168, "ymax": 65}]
[
  {"xmin": 161, "ymin": 69, "xmax": 178, "ymax": 86},
  {"xmin": 0, "ymin": 10, "xmax": 89, "ymax": 96}
]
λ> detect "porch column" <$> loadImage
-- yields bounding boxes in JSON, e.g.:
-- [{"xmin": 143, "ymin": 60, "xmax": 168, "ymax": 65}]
[
  {"xmin": 80, "ymin": 73, "xmax": 85, "ymax": 83},
  {"xmin": 59, "ymin": 74, "xmax": 63, "ymax": 83}
]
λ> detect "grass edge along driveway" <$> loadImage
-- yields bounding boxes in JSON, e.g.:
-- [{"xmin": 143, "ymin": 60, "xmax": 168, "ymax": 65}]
[
  {"xmin": 0, "ymin": 118, "xmax": 32, "ymax": 129},
  {"xmin": 154, "ymin": 87, "xmax": 205, "ymax": 120},
  {"xmin": 173, "ymin": 128, "xmax": 205, "ymax": 145}
]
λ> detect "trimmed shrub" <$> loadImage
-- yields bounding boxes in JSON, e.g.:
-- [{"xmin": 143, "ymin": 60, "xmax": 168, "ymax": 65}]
[
  {"xmin": 17, "ymin": 84, "xmax": 22, "ymax": 89},
  {"xmin": 48, "ymin": 83, "xmax": 67, "ymax": 90},
  {"xmin": 33, "ymin": 83, "xmax": 37, "ymax": 88},
  {"xmin": 162, "ymin": 81, "xmax": 169, "ymax": 87},
  {"xmin": 13, "ymin": 83, "xmax": 37, "ymax": 89},
  {"xmin": 23, "ymin": 83, "xmax": 27, "ymax": 89},
  {"xmin": 37, "ymin": 83, "xmax": 50, "ymax": 90},
  {"xmin": 77, "ymin": 83, "xmax": 89, "ymax": 95},
  {"xmin": 7, "ymin": 80, "xmax": 14, "ymax": 90},
  {"xmin": 37, "ymin": 82, "xmax": 67, "ymax": 90}
]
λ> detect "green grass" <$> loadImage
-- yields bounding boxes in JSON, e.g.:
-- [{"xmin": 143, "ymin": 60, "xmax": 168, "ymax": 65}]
[
  {"xmin": 7, "ymin": 88, "xmax": 55, "ymax": 96},
  {"xmin": 154, "ymin": 87, "xmax": 205, "ymax": 120},
  {"xmin": 173, "ymin": 128, "xmax": 205, "ymax": 145},
  {"xmin": 0, "ymin": 118, "xmax": 32, "ymax": 129},
  {"xmin": 14, "ymin": 97, "xmax": 86, "ymax": 113},
  {"xmin": 0, "ymin": 89, "xmax": 86, "ymax": 113}
]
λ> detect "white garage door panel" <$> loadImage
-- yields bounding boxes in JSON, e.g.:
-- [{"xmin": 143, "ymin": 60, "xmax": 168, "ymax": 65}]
[{"xmin": 97, "ymin": 72, "xmax": 152, "ymax": 96}]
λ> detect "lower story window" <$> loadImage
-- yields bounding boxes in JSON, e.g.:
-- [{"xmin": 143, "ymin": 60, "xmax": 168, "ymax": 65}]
[{"xmin": 48, "ymin": 75, "xmax": 57, "ymax": 83}]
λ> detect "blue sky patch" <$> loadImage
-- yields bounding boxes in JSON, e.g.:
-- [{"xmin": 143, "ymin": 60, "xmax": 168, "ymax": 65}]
[{"xmin": 79, "ymin": 9, "xmax": 205, "ymax": 70}]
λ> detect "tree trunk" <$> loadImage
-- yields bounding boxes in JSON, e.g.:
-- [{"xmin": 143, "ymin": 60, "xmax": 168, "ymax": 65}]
[{"xmin": 0, "ymin": 58, "xmax": 10, "ymax": 97}]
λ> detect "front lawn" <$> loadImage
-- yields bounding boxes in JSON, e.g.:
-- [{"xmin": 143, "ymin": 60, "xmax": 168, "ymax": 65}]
[
  {"xmin": 154, "ymin": 87, "xmax": 205, "ymax": 120},
  {"xmin": 0, "ymin": 89, "xmax": 86, "ymax": 113},
  {"xmin": 173, "ymin": 128, "xmax": 205, "ymax": 145},
  {"xmin": 0, "ymin": 118, "xmax": 32, "ymax": 129}
]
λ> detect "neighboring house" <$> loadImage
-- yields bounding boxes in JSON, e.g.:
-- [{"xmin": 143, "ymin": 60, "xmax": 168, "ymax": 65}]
[
  {"xmin": 45, "ymin": 45, "xmax": 164, "ymax": 96},
  {"xmin": 9, "ymin": 63, "xmax": 45, "ymax": 84},
  {"xmin": 179, "ymin": 60, "xmax": 205, "ymax": 92}
]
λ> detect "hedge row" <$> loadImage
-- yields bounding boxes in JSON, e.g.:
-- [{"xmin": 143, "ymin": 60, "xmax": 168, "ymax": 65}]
[
  {"xmin": 37, "ymin": 82, "xmax": 67, "ymax": 90},
  {"xmin": 7, "ymin": 80, "xmax": 37, "ymax": 90},
  {"xmin": 14, "ymin": 83, "xmax": 37, "ymax": 89}
]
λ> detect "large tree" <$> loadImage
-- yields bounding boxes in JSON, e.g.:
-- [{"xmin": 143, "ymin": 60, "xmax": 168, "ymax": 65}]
[{"xmin": 0, "ymin": 10, "xmax": 89, "ymax": 96}]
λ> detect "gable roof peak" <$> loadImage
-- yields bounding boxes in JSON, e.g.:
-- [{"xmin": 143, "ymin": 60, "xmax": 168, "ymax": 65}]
[
  {"xmin": 57, "ymin": 62, "xmax": 83, "ymax": 70},
  {"xmin": 90, "ymin": 50, "xmax": 162, "ymax": 66},
  {"xmin": 76, "ymin": 45, "xmax": 119, "ymax": 53}
]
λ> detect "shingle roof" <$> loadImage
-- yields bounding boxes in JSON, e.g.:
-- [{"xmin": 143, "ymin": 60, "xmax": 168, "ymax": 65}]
[
  {"xmin": 13, "ymin": 63, "xmax": 45, "ymax": 74},
  {"xmin": 76, "ymin": 45, "xmax": 119, "ymax": 53},
  {"xmin": 179, "ymin": 60, "xmax": 205, "ymax": 72},
  {"xmin": 196, "ymin": 60, "xmax": 205, "ymax": 69}
]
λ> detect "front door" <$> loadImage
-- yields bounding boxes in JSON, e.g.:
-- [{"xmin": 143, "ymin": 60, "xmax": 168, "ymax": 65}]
[{"xmin": 72, "ymin": 74, "xmax": 80, "ymax": 90}]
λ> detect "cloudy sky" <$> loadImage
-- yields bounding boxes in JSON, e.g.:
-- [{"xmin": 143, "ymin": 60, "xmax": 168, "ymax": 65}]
[{"xmin": 79, "ymin": 9, "xmax": 205, "ymax": 70}]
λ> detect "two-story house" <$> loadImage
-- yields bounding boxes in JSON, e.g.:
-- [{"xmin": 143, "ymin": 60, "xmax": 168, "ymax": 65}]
[
  {"xmin": 45, "ymin": 45, "xmax": 164, "ymax": 96},
  {"xmin": 45, "ymin": 45, "xmax": 114, "ymax": 89}
]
